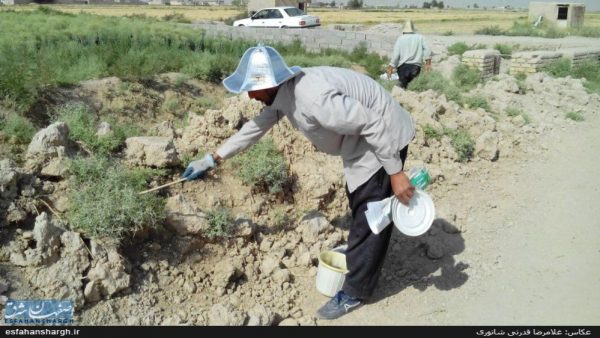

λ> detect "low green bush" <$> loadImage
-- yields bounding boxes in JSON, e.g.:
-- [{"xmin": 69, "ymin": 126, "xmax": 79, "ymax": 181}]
[
  {"xmin": 452, "ymin": 64, "xmax": 482, "ymax": 90},
  {"xmin": 408, "ymin": 70, "xmax": 463, "ymax": 104},
  {"xmin": 270, "ymin": 206, "xmax": 291, "ymax": 230},
  {"xmin": 494, "ymin": 43, "xmax": 513, "ymax": 59},
  {"xmin": 66, "ymin": 156, "xmax": 165, "ymax": 240},
  {"xmin": 475, "ymin": 25, "xmax": 505, "ymax": 36},
  {"xmin": 565, "ymin": 111, "xmax": 584, "ymax": 122},
  {"xmin": 53, "ymin": 103, "xmax": 139, "ymax": 155},
  {"xmin": 543, "ymin": 58, "xmax": 572, "ymax": 78},
  {"xmin": 230, "ymin": 138, "xmax": 289, "ymax": 195},
  {"xmin": 348, "ymin": 43, "xmax": 387, "ymax": 78},
  {"xmin": 543, "ymin": 59, "xmax": 600, "ymax": 94},
  {"xmin": 205, "ymin": 207, "xmax": 235, "ymax": 238},
  {"xmin": 505, "ymin": 106, "xmax": 521, "ymax": 117},
  {"xmin": 444, "ymin": 127, "xmax": 475, "ymax": 162},
  {"xmin": 0, "ymin": 114, "xmax": 36, "ymax": 144},
  {"xmin": 464, "ymin": 95, "xmax": 491, "ymax": 111},
  {"xmin": 422, "ymin": 124, "xmax": 442, "ymax": 141},
  {"xmin": 161, "ymin": 12, "xmax": 191, "ymax": 23},
  {"xmin": 447, "ymin": 42, "xmax": 469, "ymax": 56},
  {"xmin": 506, "ymin": 106, "xmax": 531, "ymax": 124}
]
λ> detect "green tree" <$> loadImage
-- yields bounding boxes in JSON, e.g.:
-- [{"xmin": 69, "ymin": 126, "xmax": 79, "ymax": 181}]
[{"xmin": 347, "ymin": 0, "xmax": 363, "ymax": 9}]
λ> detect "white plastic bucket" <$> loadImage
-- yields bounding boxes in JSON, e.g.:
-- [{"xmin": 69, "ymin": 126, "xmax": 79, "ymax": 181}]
[{"xmin": 316, "ymin": 251, "xmax": 348, "ymax": 297}]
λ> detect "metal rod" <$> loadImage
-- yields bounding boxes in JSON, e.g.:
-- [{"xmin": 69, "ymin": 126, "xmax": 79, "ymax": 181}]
[{"xmin": 138, "ymin": 178, "xmax": 187, "ymax": 195}]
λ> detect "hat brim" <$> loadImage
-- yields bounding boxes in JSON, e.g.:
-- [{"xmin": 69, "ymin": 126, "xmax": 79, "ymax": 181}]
[{"xmin": 223, "ymin": 66, "xmax": 302, "ymax": 94}]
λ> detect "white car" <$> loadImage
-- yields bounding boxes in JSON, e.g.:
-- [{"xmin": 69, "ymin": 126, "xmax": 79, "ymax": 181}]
[{"xmin": 233, "ymin": 7, "xmax": 320, "ymax": 28}]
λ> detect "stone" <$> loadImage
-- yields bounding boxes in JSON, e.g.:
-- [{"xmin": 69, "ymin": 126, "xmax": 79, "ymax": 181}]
[
  {"xmin": 475, "ymin": 131, "xmax": 500, "ymax": 161},
  {"xmin": 164, "ymin": 194, "xmax": 210, "ymax": 236},
  {"xmin": 125, "ymin": 136, "xmax": 180, "ymax": 168},
  {"xmin": 246, "ymin": 304, "xmax": 275, "ymax": 326},
  {"xmin": 208, "ymin": 303, "xmax": 246, "ymax": 326},
  {"xmin": 297, "ymin": 211, "xmax": 332, "ymax": 245}
]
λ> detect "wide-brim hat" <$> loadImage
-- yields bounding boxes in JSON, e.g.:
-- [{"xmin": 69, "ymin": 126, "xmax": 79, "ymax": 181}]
[
  {"xmin": 402, "ymin": 20, "xmax": 415, "ymax": 34},
  {"xmin": 223, "ymin": 44, "xmax": 302, "ymax": 94}
]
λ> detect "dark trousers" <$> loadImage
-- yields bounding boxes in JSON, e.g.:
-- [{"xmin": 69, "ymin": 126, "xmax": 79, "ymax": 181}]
[
  {"xmin": 396, "ymin": 63, "xmax": 422, "ymax": 89},
  {"xmin": 342, "ymin": 146, "xmax": 408, "ymax": 299}
]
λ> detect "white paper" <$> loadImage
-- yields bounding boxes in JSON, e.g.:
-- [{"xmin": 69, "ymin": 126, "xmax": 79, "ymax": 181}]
[{"xmin": 364, "ymin": 197, "xmax": 394, "ymax": 234}]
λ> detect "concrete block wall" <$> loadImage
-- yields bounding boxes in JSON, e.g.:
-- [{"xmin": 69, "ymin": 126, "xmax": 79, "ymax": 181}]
[
  {"xmin": 559, "ymin": 47, "xmax": 600, "ymax": 67},
  {"xmin": 510, "ymin": 51, "xmax": 563, "ymax": 75},
  {"xmin": 462, "ymin": 49, "xmax": 501, "ymax": 80},
  {"xmin": 194, "ymin": 23, "xmax": 600, "ymax": 78},
  {"xmin": 193, "ymin": 23, "xmax": 394, "ymax": 57}
]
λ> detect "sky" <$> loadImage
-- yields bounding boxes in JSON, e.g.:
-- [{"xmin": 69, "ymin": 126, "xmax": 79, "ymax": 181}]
[{"xmin": 360, "ymin": 0, "xmax": 600, "ymax": 11}]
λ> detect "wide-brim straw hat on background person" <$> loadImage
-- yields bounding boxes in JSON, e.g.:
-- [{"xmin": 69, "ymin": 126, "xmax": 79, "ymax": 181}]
[{"xmin": 402, "ymin": 20, "xmax": 415, "ymax": 34}]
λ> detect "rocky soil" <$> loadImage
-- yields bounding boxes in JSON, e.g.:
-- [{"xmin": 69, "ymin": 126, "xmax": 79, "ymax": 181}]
[{"xmin": 1, "ymin": 31, "xmax": 599, "ymax": 326}]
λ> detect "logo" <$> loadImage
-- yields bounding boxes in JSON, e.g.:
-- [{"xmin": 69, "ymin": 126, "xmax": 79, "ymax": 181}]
[{"xmin": 4, "ymin": 300, "xmax": 74, "ymax": 325}]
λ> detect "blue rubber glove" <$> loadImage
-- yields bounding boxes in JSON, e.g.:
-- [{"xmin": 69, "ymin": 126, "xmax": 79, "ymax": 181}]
[{"xmin": 182, "ymin": 154, "xmax": 216, "ymax": 181}]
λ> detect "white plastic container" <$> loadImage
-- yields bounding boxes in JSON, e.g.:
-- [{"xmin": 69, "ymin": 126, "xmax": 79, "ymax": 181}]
[
  {"xmin": 315, "ymin": 251, "xmax": 348, "ymax": 297},
  {"xmin": 392, "ymin": 190, "xmax": 435, "ymax": 237}
]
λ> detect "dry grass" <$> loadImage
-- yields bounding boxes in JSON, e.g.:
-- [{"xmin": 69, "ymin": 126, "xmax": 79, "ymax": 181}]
[{"xmin": 2, "ymin": 5, "xmax": 599, "ymax": 34}]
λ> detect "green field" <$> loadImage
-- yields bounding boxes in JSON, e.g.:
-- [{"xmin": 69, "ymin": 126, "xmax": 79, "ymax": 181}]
[{"xmin": 2, "ymin": 4, "xmax": 599, "ymax": 34}]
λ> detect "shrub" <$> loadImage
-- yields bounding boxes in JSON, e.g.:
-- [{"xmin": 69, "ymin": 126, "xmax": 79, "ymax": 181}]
[
  {"xmin": 494, "ymin": 43, "xmax": 513, "ymax": 59},
  {"xmin": 66, "ymin": 156, "xmax": 165, "ymax": 240},
  {"xmin": 543, "ymin": 59, "xmax": 600, "ymax": 94},
  {"xmin": 505, "ymin": 106, "xmax": 531, "ymax": 124},
  {"xmin": 475, "ymin": 25, "xmax": 505, "ymax": 36},
  {"xmin": 408, "ymin": 70, "xmax": 463, "ymax": 104},
  {"xmin": 270, "ymin": 206, "xmax": 291, "ymax": 230},
  {"xmin": 196, "ymin": 96, "xmax": 221, "ymax": 113},
  {"xmin": 572, "ymin": 60, "xmax": 600, "ymax": 94},
  {"xmin": 161, "ymin": 12, "xmax": 191, "ymax": 24},
  {"xmin": 348, "ymin": 43, "xmax": 386, "ymax": 78},
  {"xmin": 447, "ymin": 42, "xmax": 469, "ymax": 56},
  {"xmin": 565, "ymin": 111, "xmax": 584, "ymax": 122},
  {"xmin": 505, "ymin": 106, "xmax": 522, "ymax": 117},
  {"xmin": 52, "ymin": 103, "xmax": 139, "ymax": 155},
  {"xmin": 464, "ymin": 95, "xmax": 491, "ymax": 111},
  {"xmin": 205, "ymin": 207, "xmax": 235, "ymax": 238},
  {"xmin": 572, "ymin": 26, "xmax": 600, "ymax": 38},
  {"xmin": 452, "ymin": 64, "xmax": 482, "ymax": 90},
  {"xmin": 422, "ymin": 124, "xmax": 442, "ymax": 141},
  {"xmin": 230, "ymin": 138, "xmax": 289, "ymax": 194},
  {"xmin": 0, "ymin": 114, "xmax": 36, "ymax": 144},
  {"xmin": 543, "ymin": 58, "xmax": 571, "ymax": 78},
  {"xmin": 444, "ymin": 128, "xmax": 475, "ymax": 162},
  {"xmin": 162, "ymin": 97, "xmax": 180, "ymax": 113}
]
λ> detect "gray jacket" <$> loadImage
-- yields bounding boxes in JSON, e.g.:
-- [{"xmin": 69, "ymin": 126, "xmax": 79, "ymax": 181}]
[
  {"xmin": 389, "ymin": 33, "xmax": 432, "ymax": 68},
  {"xmin": 216, "ymin": 66, "xmax": 415, "ymax": 192}
]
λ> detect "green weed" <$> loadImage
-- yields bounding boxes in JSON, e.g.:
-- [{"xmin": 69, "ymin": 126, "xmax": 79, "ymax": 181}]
[
  {"xmin": 205, "ymin": 207, "xmax": 235, "ymax": 238},
  {"xmin": 230, "ymin": 138, "xmax": 289, "ymax": 195},
  {"xmin": 66, "ymin": 156, "xmax": 165, "ymax": 240},
  {"xmin": 444, "ymin": 127, "xmax": 475, "ymax": 162},
  {"xmin": 566, "ymin": 111, "xmax": 584, "ymax": 121}
]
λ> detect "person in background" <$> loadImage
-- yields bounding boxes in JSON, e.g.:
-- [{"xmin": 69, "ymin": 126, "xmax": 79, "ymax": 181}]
[
  {"xmin": 387, "ymin": 20, "xmax": 432, "ymax": 89},
  {"xmin": 182, "ymin": 44, "xmax": 417, "ymax": 320}
]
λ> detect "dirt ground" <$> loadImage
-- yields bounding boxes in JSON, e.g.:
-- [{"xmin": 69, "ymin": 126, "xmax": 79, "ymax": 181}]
[{"xmin": 309, "ymin": 103, "xmax": 600, "ymax": 325}]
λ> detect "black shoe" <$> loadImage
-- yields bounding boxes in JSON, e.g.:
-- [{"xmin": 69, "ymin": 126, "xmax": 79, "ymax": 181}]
[{"xmin": 316, "ymin": 291, "xmax": 363, "ymax": 320}]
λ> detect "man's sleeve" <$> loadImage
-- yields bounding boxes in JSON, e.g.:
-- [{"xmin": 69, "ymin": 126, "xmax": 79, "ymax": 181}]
[
  {"xmin": 309, "ymin": 91, "xmax": 405, "ymax": 175},
  {"xmin": 389, "ymin": 37, "xmax": 402, "ymax": 68},
  {"xmin": 422, "ymin": 35, "xmax": 432, "ymax": 61},
  {"xmin": 216, "ymin": 107, "xmax": 282, "ymax": 160}
]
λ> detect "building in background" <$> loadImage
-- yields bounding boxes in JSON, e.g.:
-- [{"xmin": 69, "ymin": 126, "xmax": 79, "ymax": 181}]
[{"xmin": 529, "ymin": 2, "xmax": 585, "ymax": 28}]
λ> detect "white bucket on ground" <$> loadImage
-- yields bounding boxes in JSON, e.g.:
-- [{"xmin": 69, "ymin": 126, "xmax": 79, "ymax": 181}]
[{"xmin": 316, "ymin": 250, "xmax": 348, "ymax": 297}]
